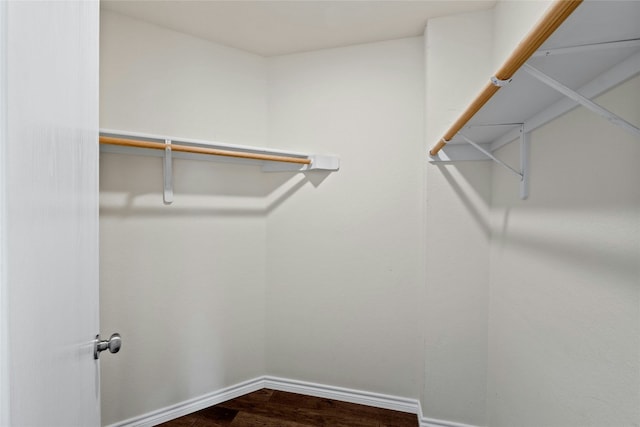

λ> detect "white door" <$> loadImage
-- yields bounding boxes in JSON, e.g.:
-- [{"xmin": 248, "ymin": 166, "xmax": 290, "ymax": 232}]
[{"xmin": 1, "ymin": 1, "xmax": 101, "ymax": 426}]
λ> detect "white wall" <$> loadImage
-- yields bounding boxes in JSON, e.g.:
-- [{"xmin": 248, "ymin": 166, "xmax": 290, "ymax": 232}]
[
  {"xmin": 489, "ymin": 3, "xmax": 639, "ymax": 425},
  {"xmin": 99, "ymin": 11, "xmax": 269, "ymax": 425},
  {"xmin": 491, "ymin": 1, "xmax": 551, "ymax": 68},
  {"xmin": 265, "ymin": 37, "xmax": 426, "ymax": 399},
  {"xmin": 424, "ymin": 2, "xmax": 640, "ymax": 426},
  {"xmin": 488, "ymin": 75, "xmax": 640, "ymax": 427},
  {"xmin": 101, "ymin": 12, "xmax": 427, "ymax": 423},
  {"xmin": 423, "ymin": 9, "xmax": 494, "ymax": 426}
]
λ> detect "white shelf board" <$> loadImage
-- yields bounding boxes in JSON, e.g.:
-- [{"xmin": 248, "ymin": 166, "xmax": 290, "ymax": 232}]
[
  {"xmin": 99, "ymin": 128, "xmax": 340, "ymax": 172},
  {"xmin": 441, "ymin": 0, "xmax": 640, "ymax": 152}
]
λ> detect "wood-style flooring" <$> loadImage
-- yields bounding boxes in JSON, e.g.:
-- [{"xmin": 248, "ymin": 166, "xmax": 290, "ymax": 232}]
[{"xmin": 157, "ymin": 389, "xmax": 419, "ymax": 427}]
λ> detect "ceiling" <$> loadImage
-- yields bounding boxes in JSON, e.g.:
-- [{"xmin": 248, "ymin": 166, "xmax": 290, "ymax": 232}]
[{"xmin": 101, "ymin": 0, "xmax": 496, "ymax": 57}]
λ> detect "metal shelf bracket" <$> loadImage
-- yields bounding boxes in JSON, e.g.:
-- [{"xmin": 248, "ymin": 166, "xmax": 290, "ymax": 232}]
[
  {"xmin": 520, "ymin": 128, "xmax": 530, "ymax": 200},
  {"xmin": 163, "ymin": 139, "xmax": 173, "ymax": 205},
  {"xmin": 523, "ymin": 64, "xmax": 640, "ymax": 138},
  {"xmin": 458, "ymin": 125, "xmax": 529, "ymax": 200}
]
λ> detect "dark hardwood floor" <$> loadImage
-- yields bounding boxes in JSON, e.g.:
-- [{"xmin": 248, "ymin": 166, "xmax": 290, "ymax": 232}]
[{"xmin": 157, "ymin": 389, "xmax": 419, "ymax": 427}]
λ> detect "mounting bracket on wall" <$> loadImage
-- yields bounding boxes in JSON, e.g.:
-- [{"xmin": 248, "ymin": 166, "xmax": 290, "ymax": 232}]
[
  {"xmin": 163, "ymin": 139, "xmax": 173, "ymax": 205},
  {"xmin": 430, "ymin": 125, "xmax": 530, "ymax": 200}
]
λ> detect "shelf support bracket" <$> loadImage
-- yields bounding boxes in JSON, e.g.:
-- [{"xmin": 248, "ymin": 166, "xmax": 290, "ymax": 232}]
[
  {"xmin": 522, "ymin": 64, "xmax": 640, "ymax": 138},
  {"xmin": 458, "ymin": 133, "xmax": 522, "ymax": 178},
  {"xmin": 520, "ymin": 126, "xmax": 530, "ymax": 200},
  {"xmin": 459, "ymin": 130, "xmax": 529, "ymax": 200},
  {"xmin": 163, "ymin": 139, "xmax": 173, "ymax": 205}
]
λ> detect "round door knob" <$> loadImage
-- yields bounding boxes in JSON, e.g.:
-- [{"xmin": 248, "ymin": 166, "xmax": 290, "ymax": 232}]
[
  {"xmin": 107, "ymin": 333, "xmax": 121, "ymax": 354},
  {"xmin": 94, "ymin": 333, "xmax": 122, "ymax": 359}
]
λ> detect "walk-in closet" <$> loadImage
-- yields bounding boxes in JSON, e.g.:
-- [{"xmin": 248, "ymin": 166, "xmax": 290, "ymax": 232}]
[{"xmin": 1, "ymin": 1, "xmax": 638, "ymax": 426}]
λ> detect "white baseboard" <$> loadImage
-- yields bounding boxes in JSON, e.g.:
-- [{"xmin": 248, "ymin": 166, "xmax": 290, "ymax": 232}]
[
  {"xmin": 421, "ymin": 416, "xmax": 482, "ymax": 427},
  {"xmin": 104, "ymin": 377, "xmax": 264, "ymax": 427},
  {"xmin": 417, "ymin": 401, "xmax": 482, "ymax": 427},
  {"xmin": 264, "ymin": 376, "xmax": 419, "ymax": 414},
  {"xmin": 106, "ymin": 376, "xmax": 480, "ymax": 427}
]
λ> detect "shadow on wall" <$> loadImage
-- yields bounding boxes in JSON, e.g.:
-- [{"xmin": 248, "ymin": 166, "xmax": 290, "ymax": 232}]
[
  {"xmin": 99, "ymin": 152, "xmax": 332, "ymax": 217},
  {"xmin": 493, "ymin": 216, "xmax": 639, "ymax": 282},
  {"xmin": 490, "ymin": 116, "xmax": 640, "ymax": 285},
  {"xmin": 431, "ymin": 132, "xmax": 639, "ymax": 283},
  {"xmin": 434, "ymin": 162, "xmax": 492, "ymax": 239}
]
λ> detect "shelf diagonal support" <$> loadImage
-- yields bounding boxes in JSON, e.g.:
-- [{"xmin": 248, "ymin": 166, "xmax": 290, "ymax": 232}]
[
  {"xmin": 459, "ymin": 130, "xmax": 529, "ymax": 200},
  {"xmin": 163, "ymin": 139, "xmax": 173, "ymax": 205},
  {"xmin": 458, "ymin": 133, "xmax": 523, "ymax": 179},
  {"xmin": 522, "ymin": 64, "xmax": 640, "ymax": 138},
  {"xmin": 531, "ymin": 38, "xmax": 640, "ymax": 58}
]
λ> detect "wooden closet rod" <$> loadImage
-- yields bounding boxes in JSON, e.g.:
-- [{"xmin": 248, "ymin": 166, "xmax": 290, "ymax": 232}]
[
  {"xmin": 100, "ymin": 136, "xmax": 312, "ymax": 165},
  {"xmin": 429, "ymin": 0, "xmax": 583, "ymax": 156}
]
